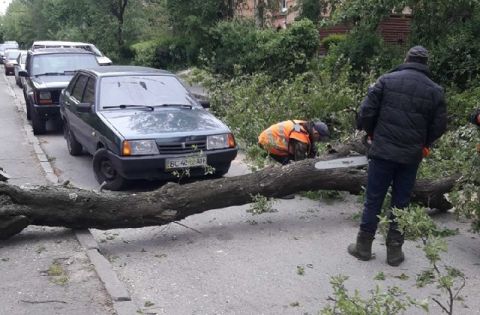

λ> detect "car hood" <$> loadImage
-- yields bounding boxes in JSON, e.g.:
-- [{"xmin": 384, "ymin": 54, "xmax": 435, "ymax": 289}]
[
  {"xmin": 100, "ymin": 108, "xmax": 231, "ymax": 139},
  {"xmin": 32, "ymin": 75, "xmax": 73, "ymax": 89}
]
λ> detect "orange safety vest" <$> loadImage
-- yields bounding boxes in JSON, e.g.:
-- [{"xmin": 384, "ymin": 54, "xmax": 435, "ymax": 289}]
[{"xmin": 258, "ymin": 120, "xmax": 311, "ymax": 157}]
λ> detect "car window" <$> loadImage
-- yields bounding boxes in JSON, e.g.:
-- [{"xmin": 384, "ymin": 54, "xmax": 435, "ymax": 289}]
[
  {"xmin": 6, "ymin": 50, "xmax": 20, "ymax": 60},
  {"xmin": 83, "ymin": 78, "xmax": 96, "ymax": 104},
  {"xmin": 71, "ymin": 75, "xmax": 89, "ymax": 101},
  {"xmin": 99, "ymin": 75, "xmax": 195, "ymax": 109},
  {"xmin": 66, "ymin": 74, "xmax": 80, "ymax": 96},
  {"xmin": 31, "ymin": 53, "xmax": 98, "ymax": 76}
]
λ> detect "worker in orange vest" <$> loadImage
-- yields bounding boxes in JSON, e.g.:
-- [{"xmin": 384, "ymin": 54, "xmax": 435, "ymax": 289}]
[{"xmin": 258, "ymin": 120, "xmax": 330, "ymax": 164}]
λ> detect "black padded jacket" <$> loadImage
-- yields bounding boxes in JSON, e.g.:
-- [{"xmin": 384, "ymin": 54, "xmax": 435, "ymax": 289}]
[{"xmin": 357, "ymin": 62, "xmax": 447, "ymax": 164}]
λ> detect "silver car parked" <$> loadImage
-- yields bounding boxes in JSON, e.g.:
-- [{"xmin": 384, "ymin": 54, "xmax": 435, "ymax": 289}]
[{"xmin": 14, "ymin": 50, "xmax": 27, "ymax": 87}]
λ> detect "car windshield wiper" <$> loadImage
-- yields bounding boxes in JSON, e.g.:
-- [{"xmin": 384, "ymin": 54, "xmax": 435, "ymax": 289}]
[
  {"xmin": 102, "ymin": 104, "xmax": 154, "ymax": 111},
  {"xmin": 34, "ymin": 72, "xmax": 66, "ymax": 77},
  {"xmin": 153, "ymin": 104, "xmax": 192, "ymax": 109}
]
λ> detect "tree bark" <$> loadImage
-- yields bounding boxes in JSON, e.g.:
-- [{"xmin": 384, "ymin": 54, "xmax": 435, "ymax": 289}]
[{"xmin": 0, "ymin": 140, "xmax": 458, "ymax": 240}]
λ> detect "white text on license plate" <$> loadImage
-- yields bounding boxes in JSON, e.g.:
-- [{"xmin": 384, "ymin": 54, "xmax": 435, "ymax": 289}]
[{"xmin": 166, "ymin": 156, "xmax": 207, "ymax": 169}]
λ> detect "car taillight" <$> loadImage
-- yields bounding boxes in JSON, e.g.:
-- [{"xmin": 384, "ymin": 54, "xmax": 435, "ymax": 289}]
[{"xmin": 37, "ymin": 91, "xmax": 52, "ymax": 105}]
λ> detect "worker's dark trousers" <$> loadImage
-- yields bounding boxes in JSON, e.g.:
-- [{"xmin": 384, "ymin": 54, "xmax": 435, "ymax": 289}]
[{"xmin": 360, "ymin": 157, "xmax": 420, "ymax": 234}]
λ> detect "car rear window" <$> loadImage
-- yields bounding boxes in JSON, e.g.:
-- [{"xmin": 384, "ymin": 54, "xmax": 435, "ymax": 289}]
[
  {"xmin": 99, "ymin": 75, "xmax": 195, "ymax": 109},
  {"xmin": 31, "ymin": 53, "xmax": 98, "ymax": 76}
]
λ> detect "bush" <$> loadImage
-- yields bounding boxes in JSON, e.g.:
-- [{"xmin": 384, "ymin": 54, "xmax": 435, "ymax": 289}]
[
  {"xmin": 429, "ymin": 31, "xmax": 480, "ymax": 89},
  {"xmin": 131, "ymin": 37, "xmax": 190, "ymax": 70},
  {"xmin": 205, "ymin": 18, "xmax": 320, "ymax": 79},
  {"xmin": 321, "ymin": 33, "xmax": 346, "ymax": 50},
  {"xmin": 131, "ymin": 40, "xmax": 158, "ymax": 67}
]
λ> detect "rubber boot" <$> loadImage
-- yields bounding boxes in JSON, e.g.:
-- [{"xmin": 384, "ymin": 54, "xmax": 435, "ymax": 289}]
[
  {"xmin": 386, "ymin": 229, "xmax": 405, "ymax": 266},
  {"xmin": 347, "ymin": 230, "xmax": 375, "ymax": 261}
]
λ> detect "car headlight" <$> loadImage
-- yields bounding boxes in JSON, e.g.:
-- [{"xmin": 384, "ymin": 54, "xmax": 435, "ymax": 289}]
[
  {"xmin": 207, "ymin": 134, "xmax": 236, "ymax": 150},
  {"xmin": 122, "ymin": 140, "xmax": 159, "ymax": 156},
  {"xmin": 39, "ymin": 91, "xmax": 51, "ymax": 100}
]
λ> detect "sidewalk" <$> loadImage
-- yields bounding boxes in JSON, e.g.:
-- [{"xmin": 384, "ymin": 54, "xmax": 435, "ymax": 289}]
[{"xmin": 0, "ymin": 73, "xmax": 115, "ymax": 315}]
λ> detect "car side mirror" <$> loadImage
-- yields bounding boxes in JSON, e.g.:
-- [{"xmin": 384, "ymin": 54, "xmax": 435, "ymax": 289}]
[
  {"xmin": 77, "ymin": 103, "xmax": 93, "ymax": 113},
  {"xmin": 18, "ymin": 69, "xmax": 28, "ymax": 77},
  {"xmin": 199, "ymin": 100, "xmax": 210, "ymax": 109}
]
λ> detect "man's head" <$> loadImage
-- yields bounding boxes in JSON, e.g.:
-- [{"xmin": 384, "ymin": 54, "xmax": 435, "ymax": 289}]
[
  {"xmin": 311, "ymin": 121, "xmax": 330, "ymax": 141},
  {"xmin": 405, "ymin": 45, "xmax": 429, "ymax": 64}
]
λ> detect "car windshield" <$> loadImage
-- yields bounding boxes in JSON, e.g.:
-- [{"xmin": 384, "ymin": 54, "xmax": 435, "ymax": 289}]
[
  {"xmin": 31, "ymin": 54, "xmax": 98, "ymax": 76},
  {"xmin": 6, "ymin": 50, "xmax": 20, "ymax": 60},
  {"xmin": 99, "ymin": 75, "xmax": 195, "ymax": 110}
]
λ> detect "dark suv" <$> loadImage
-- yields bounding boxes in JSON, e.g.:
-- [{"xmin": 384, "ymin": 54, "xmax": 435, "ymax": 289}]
[{"xmin": 19, "ymin": 48, "xmax": 99, "ymax": 134}]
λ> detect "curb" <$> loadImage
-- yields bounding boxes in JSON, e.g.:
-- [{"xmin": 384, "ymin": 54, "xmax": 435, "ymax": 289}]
[{"xmin": 4, "ymin": 73, "xmax": 138, "ymax": 315}]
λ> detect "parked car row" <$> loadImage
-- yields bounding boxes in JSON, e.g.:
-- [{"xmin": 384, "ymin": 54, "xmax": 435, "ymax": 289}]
[
  {"xmin": 5, "ymin": 40, "xmax": 237, "ymax": 190},
  {"xmin": 3, "ymin": 49, "xmax": 21, "ymax": 75},
  {"xmin": 0, "ymin": 41, "xmax": 19, "ymax": 64}
]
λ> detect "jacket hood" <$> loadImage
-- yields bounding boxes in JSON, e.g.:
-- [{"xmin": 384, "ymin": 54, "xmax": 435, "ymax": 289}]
[
  {"xmin": 100, "ymin": 107, "xmax": 231, "ymax": 139},
  {"xmin": 393, "ymin": 62, "xmax": 432, "ymax": 78}
]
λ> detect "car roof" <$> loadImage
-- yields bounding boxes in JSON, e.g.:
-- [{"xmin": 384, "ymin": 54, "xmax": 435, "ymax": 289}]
[
  {"xmin": 80, "ymin": 66, "xmax": 172, "ymax": 77},
  {"xmin": 29, "ymin": 48, "xmax": 96, "ymax": 55},
  {"xmin": 32, "ymin": 40, "xmax": 93, "ymax": 47}
]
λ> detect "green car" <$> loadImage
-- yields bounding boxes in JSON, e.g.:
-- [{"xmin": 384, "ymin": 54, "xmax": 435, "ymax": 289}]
[{"xmin": 59, "ymin": 66, "xmax": 237, "ymax": 190}]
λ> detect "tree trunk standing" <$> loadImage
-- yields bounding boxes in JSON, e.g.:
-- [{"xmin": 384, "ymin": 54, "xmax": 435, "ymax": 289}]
[
  {"xmin": 0, "ymin": 140, "xmax": 457, "ymax": 240},
  {"xmin": 255, "ymin": 0, "xmax": 266, "ymax": 27},
  {"xmin": 109, "ymin": 0, "xmax": 128, "ymax": 52}
]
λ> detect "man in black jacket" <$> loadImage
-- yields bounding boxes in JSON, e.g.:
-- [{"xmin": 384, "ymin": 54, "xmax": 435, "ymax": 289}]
[
  {"xmin": 348, "ymin": 46, "xmax": 447, "ymax": 266},
  {"xmin": 470, "ymin": 109, "xmax": 480, "ymax": 127}
]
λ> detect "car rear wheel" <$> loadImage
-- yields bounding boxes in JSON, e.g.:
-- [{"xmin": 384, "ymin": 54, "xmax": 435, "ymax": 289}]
[
  {"xmin": 93, "ymin": 149, "xmax": 126, "ymax": 191},
  {"xmin": 64, "ymin": 122, "xmax": 83, "ymax": 156},
  {"xmin": 31, "ymin": 109, "xmax": 46, "ymax": 135}
]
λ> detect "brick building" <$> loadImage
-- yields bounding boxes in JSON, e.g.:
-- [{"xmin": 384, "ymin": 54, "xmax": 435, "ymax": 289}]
[{"xmin": 235, "ymin": 1, "xmax": 412, "ymax": 50}]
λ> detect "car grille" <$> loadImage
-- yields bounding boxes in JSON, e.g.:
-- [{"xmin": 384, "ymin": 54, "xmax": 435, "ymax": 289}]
[{"xmin": 157, "ymin": 139, "xmax": 207, "ymax": 154}]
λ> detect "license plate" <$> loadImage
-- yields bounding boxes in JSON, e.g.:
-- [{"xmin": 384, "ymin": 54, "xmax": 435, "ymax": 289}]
[{"xmin": 165, "ymin": 156, "xmax": 207, "ymax": 170}]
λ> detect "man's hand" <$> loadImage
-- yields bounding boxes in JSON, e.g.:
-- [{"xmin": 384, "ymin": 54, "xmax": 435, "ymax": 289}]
[{"xmin": 422, "ymin": 147, "xmax": 430, "ymax": 158}]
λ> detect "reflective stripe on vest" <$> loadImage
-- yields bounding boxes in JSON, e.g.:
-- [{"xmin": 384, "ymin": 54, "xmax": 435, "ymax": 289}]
[{"xmin": 258, "ymin": 120, "xmax": 311, "ymax": 156}]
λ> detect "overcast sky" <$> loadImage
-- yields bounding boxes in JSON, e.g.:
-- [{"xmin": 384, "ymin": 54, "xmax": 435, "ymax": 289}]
[{"xmin": 0, "ymin": 0, "xmax": 12, "ymax": 15}]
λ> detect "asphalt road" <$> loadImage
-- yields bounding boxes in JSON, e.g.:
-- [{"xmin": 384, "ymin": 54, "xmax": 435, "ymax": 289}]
[
  {"xmin": 4, "ymin": 72, "xmax": 480, "ymax": 315},
  {"xmin": 0, "ymin": 71, "xmax": 115, "ymax": 315}
]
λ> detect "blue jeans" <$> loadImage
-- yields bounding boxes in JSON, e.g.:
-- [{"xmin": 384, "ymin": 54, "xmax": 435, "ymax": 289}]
[{"xmin": 360, "ymin": 158, "xmax": 420, "ymax": 234}]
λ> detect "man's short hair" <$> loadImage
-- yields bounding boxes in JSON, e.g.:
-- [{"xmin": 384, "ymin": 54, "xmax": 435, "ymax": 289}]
[{"xmin": 406, "ymin": 45, "xmax": 429, "ymax": 64}]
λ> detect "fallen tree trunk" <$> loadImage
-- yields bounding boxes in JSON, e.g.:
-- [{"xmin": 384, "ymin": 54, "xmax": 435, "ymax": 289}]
[{"xmin": 0, "ymin": 140, "xmax": 458, "ymax": 240}]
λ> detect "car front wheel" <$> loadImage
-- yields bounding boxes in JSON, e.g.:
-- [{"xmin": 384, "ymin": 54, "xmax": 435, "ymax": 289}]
[
  {"xmin": 210, "ymin": 162, "xmax": 231, "ymax": 178},
  {"xmin": 64, "ymin": 122, "xmax": 83, "ymax": 156},
  {"xmin": 25, "ymin": 99, "xmax": 31, "ymax": 120},
  {"xmin": 31, "ymin": 109, "xmax": 46, "ymax": 135},
  {"xmin": 93, "ymin": 148, "xmax": 126, "ymax": 191}
]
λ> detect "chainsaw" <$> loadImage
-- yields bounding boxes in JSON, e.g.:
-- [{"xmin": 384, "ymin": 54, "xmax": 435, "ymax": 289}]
[{"xmin": 314, "ymin": 155, "xmax": 368, "ymax": 170}]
